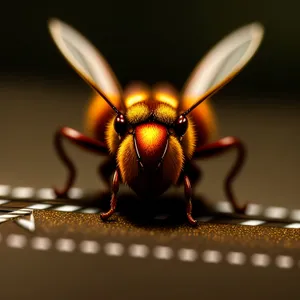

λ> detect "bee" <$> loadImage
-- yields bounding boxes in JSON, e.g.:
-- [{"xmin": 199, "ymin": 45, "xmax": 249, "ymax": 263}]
[{"xmin": 48, "ymin": 19, "xmax": 264, "ymax": 225}]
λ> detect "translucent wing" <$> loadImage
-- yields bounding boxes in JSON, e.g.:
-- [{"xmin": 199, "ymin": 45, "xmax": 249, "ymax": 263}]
[
  {"xmin": 181, "ymin": 22, "xmax": 264, "ymax": 114},
  {"xmin": 48, "ymin": 18, "xmax": 122, "ymax": 112}
]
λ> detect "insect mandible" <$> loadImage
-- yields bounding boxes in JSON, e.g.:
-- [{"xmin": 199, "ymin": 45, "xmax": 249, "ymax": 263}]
[{"xmin": 48, "ymin": 19, "xmax": 264, "ymax": 225}]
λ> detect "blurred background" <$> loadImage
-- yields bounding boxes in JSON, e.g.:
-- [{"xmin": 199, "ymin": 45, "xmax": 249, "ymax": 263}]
[
  {"xmin": 0, "ymin": 0, "xmax": 299, "ymax": 209},
  {"xmin": 0, "ymin": 3, "xmax": 299, "ymax": 299},
  {"xmin": 1, "ymin": 0, "xmax": 299, "ymax": 96}
]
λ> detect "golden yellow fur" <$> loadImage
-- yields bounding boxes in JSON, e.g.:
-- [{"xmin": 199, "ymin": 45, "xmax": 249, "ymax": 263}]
[
  {"xmin": 179, "ymin": 96, "xmax": 218, "ymax": 146},
  {"xmin": 84, "ymin": 82, "xmax": 217, "ymax": 190},
  {"xmin": 116, "ymin": 134, "xmax": 139, "ymax": 184},
  {"xmin": 162, "ymin": 135, "xmax": 184, "ymax": 184},
  {"xmin": 85, "ymin": 84, "xmax": 217, "ymax": 147},
  {"xmin": 104, "ymin": 101, "xmax": 196, "ymax": 159},
  {"xmin": 105, "ymin": 117, "xmax": 120, "ymax": 154},
  {"xmin": 116, "ymin": 133, "xmax": 183, "ymax": 186},
  {"xmin": 84, "ymin": 93, "xmax": 119, "ymax": 142},
  {"xmin": 181, "ymin": 117, "xmax": 197, "ymax": 160},
  {"xmin": 126, "ymin": 102, "xmax": 150, "ymax": 124},
  {"xmin": 153, "ymin": 103, "xmax": 177, "ymax": 125}
]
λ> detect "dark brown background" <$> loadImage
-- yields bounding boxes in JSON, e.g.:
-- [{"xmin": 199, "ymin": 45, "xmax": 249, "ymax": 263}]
[
  {"xmin": 0, "ymin": 1, "xmax": 299, "ymax": 300},
  {"xmin": 0, "ymin": 0, "xmax": 299, "ymax": 209},
  {"xmin": 0, "ymin": 0, "xmax": 299, "ymax": 96},
  {"xmin": 0, "ymin": 83, "xmax": 299, "ymax": 210}
]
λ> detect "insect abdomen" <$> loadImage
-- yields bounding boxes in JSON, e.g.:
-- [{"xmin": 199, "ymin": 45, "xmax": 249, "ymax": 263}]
[
  {"xmin": 84, "ymin": 94, "xmax": 118, "ymax": 143},
  {"xmin": 181, "ymin": 99, "xmax": 218, "ymax": 147}
]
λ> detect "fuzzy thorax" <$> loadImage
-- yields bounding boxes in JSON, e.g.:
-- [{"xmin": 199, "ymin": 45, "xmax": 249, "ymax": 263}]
[
  {"xmin": 105, "ymin": 102, "xmax": 196, "ymax": 157},
  {"xmin": 117, "ymin": 133, "xmax": 184, "ymax": 191}
]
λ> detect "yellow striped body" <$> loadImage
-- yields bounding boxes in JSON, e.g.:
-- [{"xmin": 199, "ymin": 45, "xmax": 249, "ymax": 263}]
[
  {"xmin": 84, "ymin": 82, "xmax": 218, "ymax": 197},
  {"xmin": 85, "ymin": 82, "xmax": 217, "ymax": 146}
]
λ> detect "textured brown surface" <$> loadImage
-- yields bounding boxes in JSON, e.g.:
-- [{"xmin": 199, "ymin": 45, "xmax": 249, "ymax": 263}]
[
  {"xmin": 0, "ymin": 79, "xmax": 299, "ymax": 210},
  {"xmin": 0, "ymin": 80, "xmax": 299, "ymax": 300},
  {"xmin": 32, "ymin": 210, "xmax": 300, "ymax": 249}
]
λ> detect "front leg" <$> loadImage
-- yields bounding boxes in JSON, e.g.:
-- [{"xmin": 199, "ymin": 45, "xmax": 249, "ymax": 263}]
[
  {"xmin": 100, "ymin": 169, "xmax": 120, "ymax": 221},
  {"xmin": 193, "ymin": 136, "xmax": 247, "ymax": 214},
  {"xmin": 54, "ymin": 126, "xmax": 108, "ymax": 198},
  {"xmin": 98, "ymin": 157, "xmax": 116, "ymax": 193},
  {"xmin": 183, "ymin": 175, "xmax": 198, "ymax": 226}
]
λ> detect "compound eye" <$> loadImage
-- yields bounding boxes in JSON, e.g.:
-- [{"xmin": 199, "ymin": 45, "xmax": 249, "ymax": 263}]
[
  {"xmin": 174, "ymin": 114, "xmax": 188, "ymax": 138},
  {"xmin": 114, "ymin": 114, "xmax": 127, "ymax": 136}
]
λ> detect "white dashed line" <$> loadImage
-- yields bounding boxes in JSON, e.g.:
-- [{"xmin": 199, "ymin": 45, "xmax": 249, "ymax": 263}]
[
  {"xmin": 3, "ymin": 214, "xmax": 19, "ymax": 219},
  {"xmin": 215, "ymin": 201, "xmax": 233, "ymax": 213},
  {"xmin": 13, "ymin": 209, "xmax": 32, "ymax": 215},
  {"xmin": 240, "ymin": 220, "xmax": 266, "ymax": 226},
  {"xmin": 0, "ymin": 233, "xmax": 299, "ymax": 271},
  {"xmin": 285, "ymin": 223, "xmax": 300, "ymax": 229},
  {"xmin": 245, "ymin": 203, "xmax": 262, "ymax": 216},
  {"xmin": 202, "ymin": 250, "xmax": 222, "ymax": 263},
  {"xmin": 178, "ymin": 248, "xmax": 198, "ymax": 262},
  {"xmin": 0, "ymin": 209, "xmax": 33, "ymax": 226},
  {"xmin": 11, "ymin": 187, "xmax": 35, "ymax": 199},
  {"xmin": 31, "ymin": 237, "xmax": 52, "ymax": 251},
  {"xmin": 251, "ymin": 253, "xmax": 270, "ymax": 267},
  {"xmin": 0, "ymin": 199, "xmax": 9, "ymax": 205},
  {"xmin": 128, "ymin": 244, "xmax": 149, "ymax": 258},
  {"xmin": 0, "ymin": 185, "xmax": 11, "ymax": 196},
  {"xmin": 1, "ymin": 185, "xmax": 300, "ymax": 230},
  {"xmin": 80, "ymin": 208, "xmax": 101, "ymax": 214},
  {"xmin": 54, "ymin": 205, "xmax": 82, "ymax": 212},
  {"xmin": 275, "ymin": 255, "xmax": 294, "ymax": 269},
  {"xmin": 36, "ymin": 188, "xmax": 56, "ymax": 200},
  {"xmin": 0, "ymin": 186, "xmax": 300, "ymax": 272},
  {"xmin": 290, "ymin": 209, "xmax": 300, "ymax": 221},
  {"xmin": 68, "ymin": 188, "xmax": 83, "ymax": 199},
  {"xmin": 153, "ymin": 246, "xmax": 173, "ymax": 260},
  {"xmin": 264, "ymin": 206, "xmax": 288, "ymax": 219},
  {"xmin": 227, "ymin": 252, "xmax": 246, "ymax": 265},
  {"xmin": 6, "ymin": 234, "xmax": 27, "ymax": 248},
  {"xmin": 27, "ymin": 203, "xmax": 53, "ymax": 210},
  {"xmin": 104, "ymin": 242, "xmax": 124, "ymax": 256},
  {"xmin": 79, "ymin": 240, "xmax": 100, "ymax": 254},
  {"xmin": 56, "ymin": 238, "xmax": 76, "ymax": 252}
]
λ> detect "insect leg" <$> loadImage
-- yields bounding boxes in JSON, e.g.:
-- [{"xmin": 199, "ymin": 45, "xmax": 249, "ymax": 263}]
[
  {"xmin": 176, "ymin": 161, "xmax": 202, "ymax": 187},
  {"xmin": 98, "ymin": 157, "xmax": 116, "ymax": 193},
  {"xmin": 184, "ymin": 175, "xmax": 198, "ymax": 226},
  {"xmin": 100, "ymin": 169, "xmax": 119, "ymax": 220},
  {"xmin": 193, "ymin": 136, "xmax": 247, "ymax": 213},
  {"xmin": 54, "ymin": 126, "xmax": 108, "ymax": 197},
  {"xmin": 186, "ymin": 161, "xmax": 202, "ymax": 186}
]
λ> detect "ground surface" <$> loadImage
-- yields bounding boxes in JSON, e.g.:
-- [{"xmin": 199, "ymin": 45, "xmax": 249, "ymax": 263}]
[
  {"xmin": 0, "ymin": 80, "xmax": 299, "ymax": 299},
  {"xmin": 0, "ymin": 187, "xmax": 299, "ymax": 300}
]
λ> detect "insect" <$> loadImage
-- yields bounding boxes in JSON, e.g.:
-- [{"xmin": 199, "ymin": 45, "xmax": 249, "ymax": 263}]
[{"xmin": 48, "ymin": 18, "xmax": 264, "ymax": 225}]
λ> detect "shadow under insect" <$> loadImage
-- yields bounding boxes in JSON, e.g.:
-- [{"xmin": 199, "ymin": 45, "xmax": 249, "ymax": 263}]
[
  {"xmin": 48, "ymin": 19, "xmax": 259, "ymax": 227},
  {"xmin": 94, "ymin": 190, "xmax": 214, "ymax": 228}
]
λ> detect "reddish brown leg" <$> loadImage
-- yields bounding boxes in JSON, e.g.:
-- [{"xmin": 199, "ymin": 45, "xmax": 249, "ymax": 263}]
[
  {"xmin": 54, "ymin": 126, "xmax": 108, "ymax": 197},
  {"xmin": 185, "ymin": 161, "xmax": 202, "ymax": 187},
  {"xmin": 184, "ymin": 175, "xmax": 198, "ymax": 226},
  {"xmin": 100, "ymin": 170, "xmax": 120, "ymax": 220},
  {"xmin": 98, "ymin": 157, "xmax": 116, "ymax": 192},
  {"xmin": 193, "ymin": 136, "xmax": 247, "ymax": 214},
  {"xmin": 176, "ymin": 161, "xmax": 202, "ymax": 187}
]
